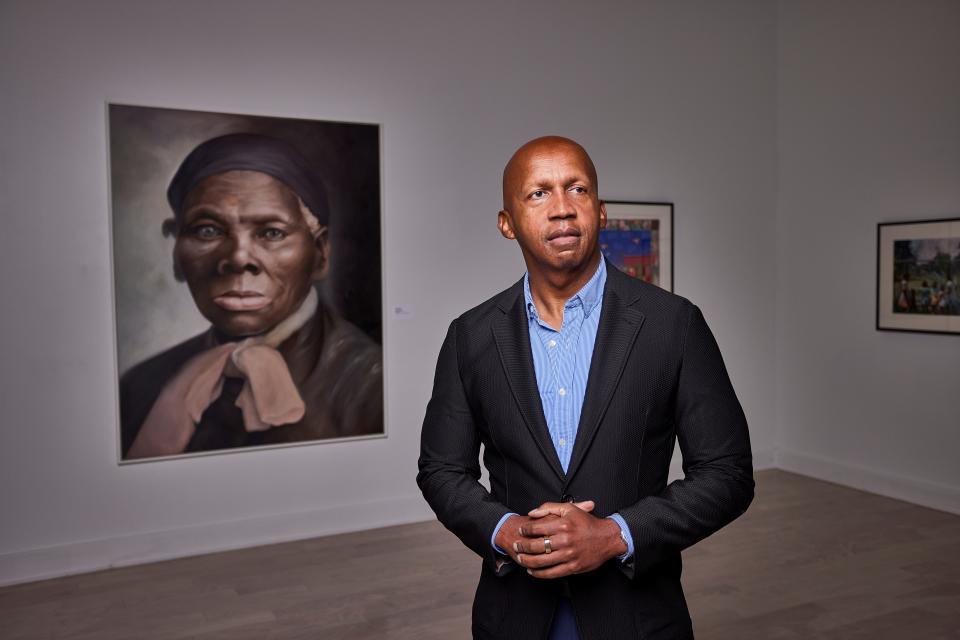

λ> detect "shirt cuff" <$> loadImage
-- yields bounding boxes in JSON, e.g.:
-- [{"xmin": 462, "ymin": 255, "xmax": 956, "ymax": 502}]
[
  {"xmin": 607, "ymin": 513, "xmax": 634, "ymax": 562},
  {"xmin": 491, "ymin": 512, "xmax": 517, "ymax": 554}
]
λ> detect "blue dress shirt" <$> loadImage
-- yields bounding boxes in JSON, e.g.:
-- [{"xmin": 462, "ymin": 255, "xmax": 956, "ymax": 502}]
[{"xmin": 491, "ymin": 258, "xmax": 634, "ymax": 561}]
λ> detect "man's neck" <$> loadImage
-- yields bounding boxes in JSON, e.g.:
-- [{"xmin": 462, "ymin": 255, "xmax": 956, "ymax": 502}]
[{"xmin": 527, "ymin": 252, "xmax": 602, "ymax": 330}]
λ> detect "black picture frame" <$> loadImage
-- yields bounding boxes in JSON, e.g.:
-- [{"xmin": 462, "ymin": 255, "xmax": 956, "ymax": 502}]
[
  {"xmin": 876, "ymin": 217, "xmax": 960, "ymax": 335},
  {"xmin": 601, "ymin": 201, "xmax": 674, "ymax": 292}
]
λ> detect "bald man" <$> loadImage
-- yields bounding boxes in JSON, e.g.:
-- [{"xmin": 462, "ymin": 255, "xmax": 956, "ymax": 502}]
[{"xmin": 418, "ymin": 137, "xmax": 754, "ymax": 639}]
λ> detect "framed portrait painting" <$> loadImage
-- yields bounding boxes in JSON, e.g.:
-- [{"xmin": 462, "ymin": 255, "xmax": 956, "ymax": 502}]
[
  {"xmin": 600, "ymin": 201, "xmax": 674, "ymax": 292},
  {"xmin": 108, "ymin": 104, "xmax": 384, "ymax": 463},
  {"xmin": 876, "ymin": 218, "xmax": 960, "ymax": 335}
]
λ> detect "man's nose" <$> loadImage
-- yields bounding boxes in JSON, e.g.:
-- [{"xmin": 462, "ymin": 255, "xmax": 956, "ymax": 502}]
[
  {"xmin": 548, "ymin": 191, "xmax": 576, "ymax": 219},
  {"xmin": 216, "ymin": 234, "xmax": 262, "ymax": 275}
]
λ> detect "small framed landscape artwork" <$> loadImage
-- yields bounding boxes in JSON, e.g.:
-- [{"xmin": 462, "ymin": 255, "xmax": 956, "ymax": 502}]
[
  {"xmin": 877, "ymin": 218, "xmax": 960, "ymax": 335},
  {"xmin": 600, "ymin": 201, "xmax": 673, "ymax": 292}
]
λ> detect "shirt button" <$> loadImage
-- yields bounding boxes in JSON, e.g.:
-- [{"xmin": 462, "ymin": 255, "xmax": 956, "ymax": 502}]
[
  {"xmin": 558, "ymin": 388, "xmax": 566, "ymax": 396},
  {"xmin": 559, "ymin": 438, "xmax": 567, "ymax": 446},
  {"xmin": 548, "ymin": 339, "xmax": 557, "ymax": 348}
]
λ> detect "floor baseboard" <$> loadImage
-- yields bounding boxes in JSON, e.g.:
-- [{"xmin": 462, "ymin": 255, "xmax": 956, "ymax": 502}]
[
  {"xmin": 0, "ymin": 495, "xmax": 434, "ymax": 587},
  {"xmin": 776, "ymin": 448, "xmax": 960, "ymax": 515}
]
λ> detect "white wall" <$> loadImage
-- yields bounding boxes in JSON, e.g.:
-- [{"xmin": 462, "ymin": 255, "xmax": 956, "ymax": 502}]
[
  {"xmin": 0, "ymin": 0, "xmax": 778, "ymax": 585},
  {"xmin": 776, "ymin": 0, "xmax": 960, "ymax": 512}
]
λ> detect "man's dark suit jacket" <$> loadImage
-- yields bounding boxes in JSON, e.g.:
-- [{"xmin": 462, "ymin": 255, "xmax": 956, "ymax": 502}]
[{"xmin": 417, "ymin": 260, "xmax": 754, "ymax": 639}]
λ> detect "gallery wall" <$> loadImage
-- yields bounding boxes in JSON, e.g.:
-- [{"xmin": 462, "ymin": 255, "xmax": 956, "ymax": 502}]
[
  {"xmin": 0, "ymin": 0, "xmax": 779, "ymax": 585},
  {"xmin": 776, "ymin": 0, "xmax": 960, "ymax": 512}
]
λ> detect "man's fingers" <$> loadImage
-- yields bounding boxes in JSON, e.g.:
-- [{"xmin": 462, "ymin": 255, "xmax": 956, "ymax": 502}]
[
  {"xmin": 526, "ymin": 562, "xmax": 579, "ymax": 579},
  {"xmin": 527, "ymin": 500, "xmax": 595, "ymax": 518},
  {"xmin": 518, "ymin": 520, "xmax": 563, "ymax": 538},
  {"xmin": 515, "ymin": 534, "xmax": 565, "ymax": 555},
  {"xmin": 517, "ymin": 549, "xmax": 570, "ymax": 569},
  {"xmin": 527, "ymin": 502, "xmax": 565, "ymax": 519}
]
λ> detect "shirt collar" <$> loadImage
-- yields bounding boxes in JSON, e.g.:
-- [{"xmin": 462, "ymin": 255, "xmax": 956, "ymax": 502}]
[{"xmin": 523, "ymin": 257, "xmax": 607, "ymax": 321}]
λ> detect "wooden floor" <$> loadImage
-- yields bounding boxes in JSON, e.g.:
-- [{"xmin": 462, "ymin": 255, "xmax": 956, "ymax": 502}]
[{"xmin": 2, "ymin": 470, "xmax": 959, "ymax": 639}]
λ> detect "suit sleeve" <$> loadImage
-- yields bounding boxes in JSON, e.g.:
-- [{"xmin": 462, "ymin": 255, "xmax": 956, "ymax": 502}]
[
  {"xmin": 417, "ymin": 319, "xmax": 512, "ymax": 572},
  {"xmin": 617, "ymin": 304, "xmax": 754, "ymax": 578}
]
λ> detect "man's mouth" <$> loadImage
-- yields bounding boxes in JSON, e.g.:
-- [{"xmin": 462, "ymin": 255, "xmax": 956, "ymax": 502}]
[
  {"xmin": 213, "ymin": 290, "xmax": 270, "ymax": 311},
  {"xmin": 546, "ymin": 228, "xmax": 582, "ymax": 247}
]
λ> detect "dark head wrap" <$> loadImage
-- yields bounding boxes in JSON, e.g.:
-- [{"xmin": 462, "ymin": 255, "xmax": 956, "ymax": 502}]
[{"xmin": 167, "ymin": 133, "xmax": 330, "ymax": 225}]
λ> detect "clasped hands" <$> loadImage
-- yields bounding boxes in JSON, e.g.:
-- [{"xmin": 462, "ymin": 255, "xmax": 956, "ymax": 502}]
[{"xmin": 495, "ymin": 500, "xmax": 627, "ymax": 579}]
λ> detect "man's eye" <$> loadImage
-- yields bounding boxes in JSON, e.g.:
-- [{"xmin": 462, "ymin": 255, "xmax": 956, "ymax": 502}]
[
  {"xmin": 261, "ymin": 228, "xmax": 287, "ymax": 241},
  {"xmin": 571, "ymin": 186, "xmax": 586, "ymax": 194},
  {"xmin": 191, "ymin": 225, "xmax": 222, "ymax": 240},
  {"xmin": 531, "ymin": 190, "xmax": 546, "ymax": 199}
]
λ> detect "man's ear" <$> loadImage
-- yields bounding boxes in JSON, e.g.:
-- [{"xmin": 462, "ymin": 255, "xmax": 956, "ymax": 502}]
[
  {"xmin": 311, "ymin": 226, "xmax": 330, "ymax": 280},
  {"xmin": 498, "ymin": 210, "xmax": 516, "ymax": 240},
  {"xmin": 599, "ymin": 200, "xmax": 608, "ymax": 229}
]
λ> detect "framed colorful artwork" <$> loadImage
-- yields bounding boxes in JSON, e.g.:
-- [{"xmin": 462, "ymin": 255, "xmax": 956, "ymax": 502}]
[
  {"xmin": 877, "ymin": 218, "xmax": 960, "ymax": 335},
  {"xmin": 600, "ymin": 201, "xmax": 674, "ymax": 292}
]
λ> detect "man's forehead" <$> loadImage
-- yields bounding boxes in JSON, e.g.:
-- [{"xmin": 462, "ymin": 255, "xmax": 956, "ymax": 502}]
[
  {"xmin": 518, "ymin": 151, "xmax": 593, "ymax": 181},
  {"xmin": 501, "ymin": 136, "xmax": 598, "ymax": 207},
  {"xmin": 508, "ymin": 143, "xmax": 595, "ymax": 187}
]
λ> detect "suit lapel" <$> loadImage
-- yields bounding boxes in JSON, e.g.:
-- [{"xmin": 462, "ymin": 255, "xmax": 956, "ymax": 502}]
[
  {"xmin": 492, "ymin": 286, "xmax": 566, "ymax": 482},
  {"xmin": 565, "ymin": 268, "xmax": 645, "ymax": 486}
]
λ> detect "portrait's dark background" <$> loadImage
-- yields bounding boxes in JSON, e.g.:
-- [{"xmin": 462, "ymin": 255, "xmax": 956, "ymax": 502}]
[{"xmin": 109, "ymin": 105, "xmax": 382, "ymax": 375}]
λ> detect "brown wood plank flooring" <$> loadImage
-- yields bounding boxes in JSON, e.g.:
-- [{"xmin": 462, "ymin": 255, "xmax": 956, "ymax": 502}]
[{"xmin": 1, "ymin": 470, "xmax": 958, "ymax": 639}]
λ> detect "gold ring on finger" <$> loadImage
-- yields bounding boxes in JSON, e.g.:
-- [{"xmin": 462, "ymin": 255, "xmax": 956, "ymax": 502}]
[{"xmin": 543, "ymin": 537, "xmax": 552, "ymax": 554}]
